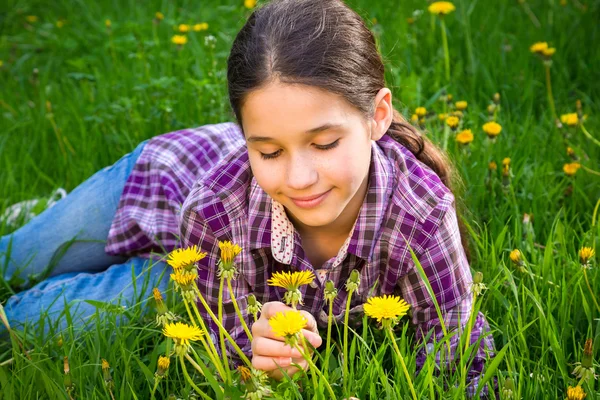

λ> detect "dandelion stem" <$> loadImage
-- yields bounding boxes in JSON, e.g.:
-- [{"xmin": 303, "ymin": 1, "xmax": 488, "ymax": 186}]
[
  {"xmin": 194, "ymin": 286, "xmax": 252, "ymax": 367},
  {"xmin": 150, "ymin": 379, "xmax": 159, "ymax": 400},
  {"xmin": 386, "ymin": 326, "xmax": 418, "ymax": 400},
  {"xmin": 580, "ymin": 124, "xmax": 600, "ymax": 147},
  {"xmin": 227, "ymin": 278, "xmax": 253, "ymax": 341},
  {"xmin": 299, "ymin": 335, "xmax": 319, "ymax": 397},
  {"xmin": 583, "ymin": 269, "xmax": 600, "ymax": 314},
  {"xmin": 217, "ymin": 278, "xmax": 232, "ymax": 384},
  {"xmin": 342, "ymin": 289, "xmax": 354, "ymax": 397},
  {"xmin": 183, "ymin": 298, "xmax": 198, "ymax": 327},
  {"xmin": 460, "ymin": 293, "xmax": 477, "ymax": 394},
  {"xmin": 188, "ymin": 301, "xmax": 227, "ymax": 381},
  {"xmin": 294, "ymin": 342, "xmax": 337, "ymax": 399},
  {"xmin": 179, "ymin": 354, "xmax": 212, "ymax": 400},
  {"xmin": 324, "ymin": 299, "xmax": 334, "ymax": 378},
  {"xmin": 440, "ymin": 19, "xmax": 451, "ymax": 83},
  {"xmin": 545, "ymin": 64, "xmax": 557, "ymax": 121}
]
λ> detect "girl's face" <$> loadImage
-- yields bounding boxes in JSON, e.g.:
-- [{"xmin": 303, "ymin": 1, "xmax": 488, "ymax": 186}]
[{"xmin": 241, "ymin": 81, "xmax": 392, "ymax": 234}]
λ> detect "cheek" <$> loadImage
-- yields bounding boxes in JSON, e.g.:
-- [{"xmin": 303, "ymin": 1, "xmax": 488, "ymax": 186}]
[
  {"xmin": 249, "ymin": 156, "xmax": 282, "ymax": 195},
  {"xmin": 323, "ymin": 147, "xmax": 369, "ymax": 192}
]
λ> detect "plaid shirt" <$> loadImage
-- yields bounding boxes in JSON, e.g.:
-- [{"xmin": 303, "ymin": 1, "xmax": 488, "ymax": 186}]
[{"xmin": 106, "ymin": 122, "xmax": 495, "ymax": 396}]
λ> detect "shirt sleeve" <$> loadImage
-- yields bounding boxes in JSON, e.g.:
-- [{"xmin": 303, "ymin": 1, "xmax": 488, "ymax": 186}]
[
  {"xmin": 179, "ymin": 184, "xmax": 253, "ymax": 365},
  {"xmin": 399, "ymin": 197, "xmax": 496, "ymax": 398}
]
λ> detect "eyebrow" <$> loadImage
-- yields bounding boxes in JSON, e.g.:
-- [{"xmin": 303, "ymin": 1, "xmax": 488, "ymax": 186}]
[{"xmin": 246, "ymin": 123, "xmax": 343, "ymax": 143}]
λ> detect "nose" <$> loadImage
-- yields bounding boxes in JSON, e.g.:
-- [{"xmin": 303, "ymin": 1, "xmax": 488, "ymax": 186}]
[{"xmin": 286, "ymin": 151, "xmax": 318, "ymax": 191}]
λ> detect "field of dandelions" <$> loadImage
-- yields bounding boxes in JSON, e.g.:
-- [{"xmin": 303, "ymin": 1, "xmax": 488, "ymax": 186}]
[{"xmin": 0, "ymin": 0, "xmax": 599, "ymax": 399}]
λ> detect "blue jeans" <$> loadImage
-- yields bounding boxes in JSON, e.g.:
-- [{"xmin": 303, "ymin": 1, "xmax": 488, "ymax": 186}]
[{"xmin": 0, "ymin": 141, "xmax": 170, "ymax": 333}]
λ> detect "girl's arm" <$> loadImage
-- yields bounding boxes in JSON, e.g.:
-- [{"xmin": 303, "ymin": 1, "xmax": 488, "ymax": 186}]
[{"xmin": 398, "ymin": 199, "xmax": 496, "ymax": 397}]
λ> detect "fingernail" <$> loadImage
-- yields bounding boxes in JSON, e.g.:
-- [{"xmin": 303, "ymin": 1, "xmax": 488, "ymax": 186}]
[{"xmin": 278, "ymin": 357, "xmax": 291, "ymax": 366}]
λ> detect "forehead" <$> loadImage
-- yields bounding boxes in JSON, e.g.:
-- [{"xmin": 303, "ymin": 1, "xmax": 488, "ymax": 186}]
[{"xmin": 240, "ymin": 81, "xmax": 359, "ymax": 139}]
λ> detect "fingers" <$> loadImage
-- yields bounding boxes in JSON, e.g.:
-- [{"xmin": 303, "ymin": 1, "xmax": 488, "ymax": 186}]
[
  {"xmin": 252, "ymin": 354, "xmax": 292, "ymax": 371},
  {"xmin": 252, "ymin": 336, "xmax": 303, "ymax": 358},
  {"xmin": 253, "ymin": 302, "xmax": 323, "ymax": 348}
]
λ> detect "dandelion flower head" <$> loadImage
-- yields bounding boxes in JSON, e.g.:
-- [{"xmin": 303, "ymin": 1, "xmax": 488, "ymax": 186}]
[
  {"xmin": 268, "ymin": 270, "xmax": 314, "ymax": 290},
  {"xmin": 219, "ymin": 240, "xmax": 242, "ymax": 264},
  {"xmin": 483, "ymin": 121, "xmax": 502, "ymax": 137},
  {"xmin": 455, "ymin": 101, "xmax": 468, "ymax": 111},
  {"xmin": 561, "ymin": 113, "xmax": 578, "ymax": 127},
  {"xmin": 579, "ymin": 247, "xmax": 595, "ymax": 266},
  {"xmin": 563, "ymin": 162, "xmax": 581, "ymax": 176},
  {"xmin": 171, "ymin": 35, "xmax": 188, "ymax": 45},
  {"xmin": 530, "ymin": 42, "xmax": 548, "ymax": 54},
  {"xmin": 446, "ymin": 116, "xmax": 460, "ymax": 129},
  {"xmin": 456, "ymin": 129, "xmax": 474, "ymax": 144},
  {"xmin": 415, "ymin": 107, "xmax": 427, "ymax": 117},
  {"xmin": 566, "ymin": 386, "xmax": 586, "ymax": 400},
  {"xmin": 268, "ymin": 310, "xmax": 307, "ymax": 341},
  {"xmin": 428, "ymin": 1, "xmax": 456, "ymax": 15},
  {"xmin": 167, "ymin": 245, "xmax": 206, "ymax": 269},
  {"xmin": 364, "ymin": 294, "xmax": 410, "ymax": 323},
  {"xmin": 163, "ymin": 322, "xmax": 204, "ymax": 346}
]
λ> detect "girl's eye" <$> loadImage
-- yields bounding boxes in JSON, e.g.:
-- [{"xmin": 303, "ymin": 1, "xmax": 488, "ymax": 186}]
[{"xmin": 259, "ymin": 139, "xmax": 340, "ymax": 160}]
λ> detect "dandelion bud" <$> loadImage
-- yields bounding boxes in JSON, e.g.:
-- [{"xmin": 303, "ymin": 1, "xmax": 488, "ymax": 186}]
[
  {"xmin": 572, "ymin": 338, "xmax": 596, "ymax": 382},
  {"xmin": 509, "ymin": 249, "xmax": 526, "ymax": 273},
  {"xmin": 471, "ymin": 272, "xmax": 487, "ymax": 296},
  {"xmin": 217, "ymin": 240, "xmax": 242, "ymax": 280},
  {"xmin": 63, "ymin": 356, "xmax": 74, "ymax": 392},
  {"xmin": 455, "ymin": 101, "xmax": 468, "ymax": 111},
  {"xmin": 324, "ymin": 280, "xmax": 338, "ymax": 304},
  {"xmin": 102, "ymin": 359, "xmax": 113, "ymax": 388},
  {"xmin": 488, "ymin": 161, "xmax": 497, "ymax": 171},
  {"xmin": 346, "ymin": 269, "xmax": 360, "ymax": 293},
  {"xmin": 247, "ymin": 294, "xmax": 262, "ymax": 322},
  {"xmin": 487, "ymin": 104, "xmax": 496, "ymax": 116},
  {"xmin": 155, "ymin": 356, "xmax": 170, "ymax": 379},
  {"xmin": 493, "ymin": 92, "xmax": 501, "ymax": 104},
  {"xmin": 502, "ymin": 377, "xmax": 515, "ymax": 399},
  {"xmin": 415, "ymin": 107, "xmax": 427, "ymax": 118},
  {"xmin": 57, "ymin": 334, "xmax": 63, "ymax": 348},
  {"xmin": 579, "ymin": 247, "xmax": 595, "ymax": 269}
]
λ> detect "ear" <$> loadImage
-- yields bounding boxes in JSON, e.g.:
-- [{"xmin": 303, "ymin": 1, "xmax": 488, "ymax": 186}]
[{"xmin": 369, "ymin": 88, "xmax": 393, "ymax": 141}]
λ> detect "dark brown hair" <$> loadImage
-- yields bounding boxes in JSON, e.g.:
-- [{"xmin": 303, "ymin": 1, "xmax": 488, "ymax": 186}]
[{"xmin": 227, "ymin": 0, "xmax": 471, "ymax": 261}]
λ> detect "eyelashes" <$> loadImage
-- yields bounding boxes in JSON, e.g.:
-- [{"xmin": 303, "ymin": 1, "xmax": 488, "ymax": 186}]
[{"xmin": 259, "ymin": 139, "xmax": 340, "ymax": 160}]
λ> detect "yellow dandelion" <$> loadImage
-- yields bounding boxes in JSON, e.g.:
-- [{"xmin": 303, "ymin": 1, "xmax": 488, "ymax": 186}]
[
  {"xmin": 438, "ymin": 113, "xmax": 447, "ymax": 121},
  {"xmin": 158, "ymin": 356, "xmax": 170, "ymax": 371},
  {"xmin": 509, "ymin": 249, "xmax": 522, "ymax": 264},
  {"xmin": 542, "ymin": 47, "xmax": 556, "ymax": 57},
  {"xmin": 560, "ymin": 113, "xmax": 578, "ymax": 127},
  {"xmin": 238, "ymin": 365, "xmax": 252, "ymax": 382},
  {"xmin": 530, "ymin": 42, "xmax": 548, "ymax": 54},
  {"xmin": 268, "ymin": 310, "xmax": 307, "ymax": 340},
  {"xmin": 563, "ymin": 162, "xmax": 581, "ymax": 176},
  {"xmin": 26, "ymin": 15, "xmax": 38, "ymax": 23},
  {"xmin": 488, "ymin": 161, "xmax": 497, "ymax": 171},
  {"xmin": 105, "ymin": 19, "xmax": 111, "ymax": 28},
  {"xmin": 567, "ymin": 147, "xmax": 575, "ymax": 157},
  {"xmin": 56, "ymin": 20, "xmax": 66, "ymax": 28},
  {"xmin": 155, "ymin": 11, "xmax": 164, "ymax": 21},
  {"xmin": 171, "ymin": 35, "xmax": 188, "ymax": 45},
  {"xmin": 364, "ymin": 294, "xmax": 410, "ymax": 323},
  {"xmin": 483, "ymin": 121, "xmax": 502, "ymax": 137},
  {"xmin": 579, "ymin": 247, "xmax": 595, "ymax": 266},
  {"xmin": 446, "ymin": 115, "xmax": 460, "ymax": 129},
  {"xmin": 219, "ymin": 240, "xmax": 242, "ymax": 265},
  {"xmin": 178, "ymin": 24, "xmax": 190, "ymax": 33},
  {"xmin": 245, "ymin": 0, "xmax": 257, "ymax": 8},
  {"xmin": 428, "ymin": 1, "xmax": 456, "ymax": 15},
  {"xmin": 415, "ymin": 107, "xmax": 427, "ymax": 118},
  {"xmin": 455, "ymin": 101, "xmax": 468, "ymax": 111},
  {"xmin": 411, "ymin": 114, "xmax": 419, "ymax": 123},
  {"xmin": 153, "ymin": 287, "xmax": 163, "ymax": 302},
  {"xmin": 268, "ymin": 270, "xmax": 314, "ymax": 290},
  {"xmin": 170, "ymin": 271, "xmax": 196, "ymax": 286},
  {"xmin": 163, "ymin": 322, "xmax": 204, "ymax": 348},
  {"xmin": 456, "ymin": 129, "xmax": 473, "ymax": 145},
  {"xmin": 101, "ymin": 358, "xmax": 110, "ymax": 371},
  {"xmin": 502, "ymin": 157, "xmax": 511, "ymax": 166},
  {"xmin": 167, "ymin": 246, "xmax": 206, "ymax": 269},
  {"xmin": 566, "ymin": 386, "xmax": 586, "ymax": 400},
  {"xmin": 451, "ymin": 110, "xmax": 464, "ymax": 118}
]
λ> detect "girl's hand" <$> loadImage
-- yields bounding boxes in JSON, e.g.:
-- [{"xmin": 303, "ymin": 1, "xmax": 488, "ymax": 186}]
[{"xmin": 250, "ymin": 301, "xmax": 322, "ymax": 380}]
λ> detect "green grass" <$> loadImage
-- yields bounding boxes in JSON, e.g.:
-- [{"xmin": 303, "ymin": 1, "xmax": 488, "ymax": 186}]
[{"xmin": 1, "ymin": 0, "xmax": 599, "ymax": 398}]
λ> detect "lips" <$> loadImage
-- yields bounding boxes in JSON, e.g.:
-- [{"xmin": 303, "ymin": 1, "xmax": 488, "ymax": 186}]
[{"xmin": 290, "ymin": 191, "xmax": 330, "ymax": 201}]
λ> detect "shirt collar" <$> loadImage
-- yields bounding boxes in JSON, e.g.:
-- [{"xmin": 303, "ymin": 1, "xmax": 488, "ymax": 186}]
[{"xmin": 247, "ymin": 137, "xmax": 395, "ymax": 265}]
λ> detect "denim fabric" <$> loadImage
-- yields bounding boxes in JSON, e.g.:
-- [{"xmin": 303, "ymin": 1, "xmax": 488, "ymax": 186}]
[{"xmin": 0, "ymin": 140, "xmax": 170, "ymax": 332}]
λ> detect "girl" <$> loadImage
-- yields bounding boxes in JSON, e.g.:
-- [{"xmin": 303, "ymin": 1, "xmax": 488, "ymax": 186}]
[{"xmin": 1, "ymin": 0, "xmax": 494, "ymax": 396}]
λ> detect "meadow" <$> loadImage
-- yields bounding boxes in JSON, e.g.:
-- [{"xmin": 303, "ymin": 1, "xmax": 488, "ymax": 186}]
[{"xmin": 0, "ymin": 0, "xmax": 599, "ymax": 398}]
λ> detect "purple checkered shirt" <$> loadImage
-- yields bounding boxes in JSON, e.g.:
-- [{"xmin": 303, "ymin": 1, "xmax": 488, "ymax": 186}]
[{"xmin": 106, "ymin": 122, "xmax": 495, "ymax": 397}]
